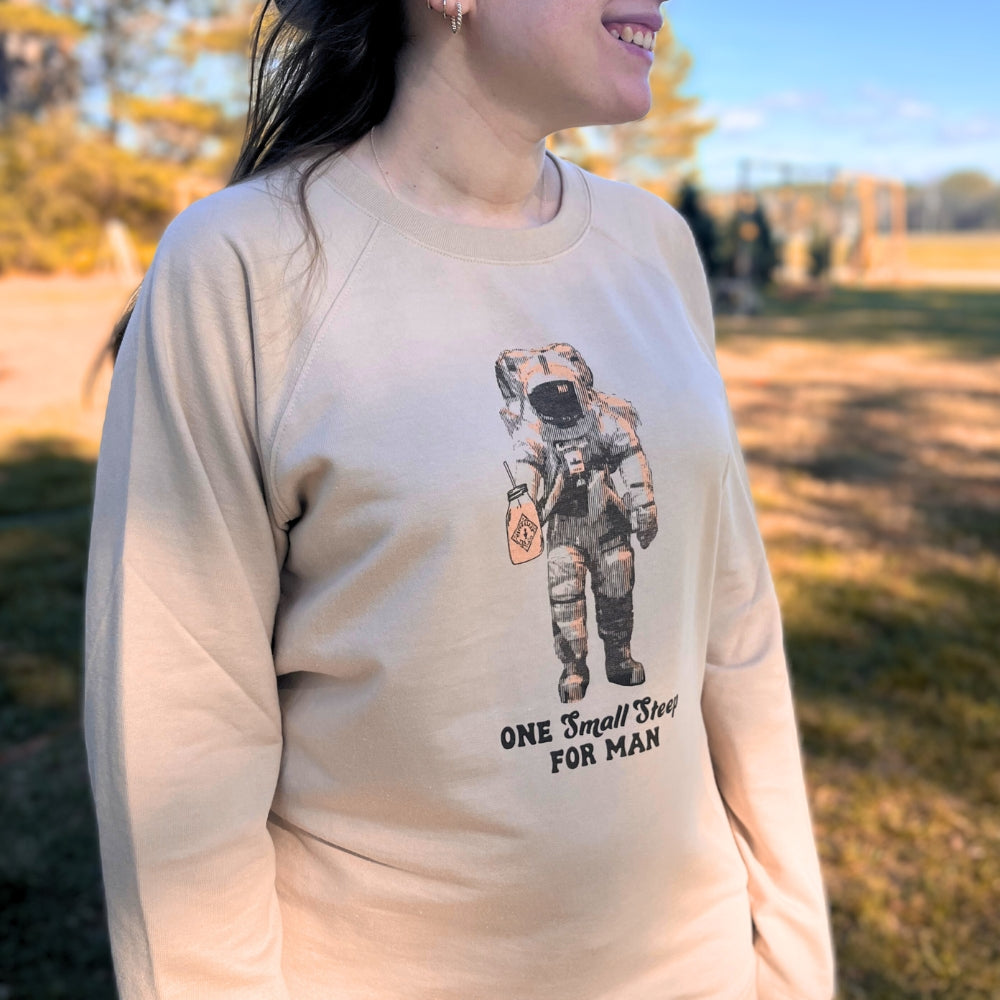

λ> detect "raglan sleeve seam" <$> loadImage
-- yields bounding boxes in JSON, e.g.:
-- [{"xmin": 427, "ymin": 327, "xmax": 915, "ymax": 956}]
[{"xmin": 262, "ymin": 217, "xmax": 382, "ymax": 527}]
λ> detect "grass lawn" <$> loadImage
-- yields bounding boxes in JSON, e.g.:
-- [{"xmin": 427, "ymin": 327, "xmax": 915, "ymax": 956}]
[
  {"xmin": 717, "ymin": 286, "xmax": 1000, "ymax": 998},
  {"xmin": 0, "ymin": 438, "xmax": 113, "ymax": 1000},
  {"xmin": 1, "ymin": 284, "xmax": 998, "ymax": 998}
]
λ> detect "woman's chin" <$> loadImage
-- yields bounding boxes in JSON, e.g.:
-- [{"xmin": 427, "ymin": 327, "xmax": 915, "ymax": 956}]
[{"xmin": 593, "ymin": 90, "xmax": 653, "ymax": 127}]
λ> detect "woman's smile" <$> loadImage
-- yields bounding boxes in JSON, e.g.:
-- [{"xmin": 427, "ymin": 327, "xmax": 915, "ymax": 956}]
[{"xmin": 603, "ymin": 21, "xmax": 657, "ymax": 60}]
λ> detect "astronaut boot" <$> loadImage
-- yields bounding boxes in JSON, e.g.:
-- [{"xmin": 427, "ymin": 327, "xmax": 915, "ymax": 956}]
[
  {"xmin": 604, "ymin": 641, "xmax": 645, "ymax": 686},
  {"xmin": 558, "ymin": 658, "xmax": 590, "ymax": 704}
]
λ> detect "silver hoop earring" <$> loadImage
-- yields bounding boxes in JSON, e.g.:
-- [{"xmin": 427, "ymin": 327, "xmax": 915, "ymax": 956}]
[
  {"xmin": 451, "ymin": 0, "xmax": 462, "ymax": 33},
  {"xmin": 441, "ymin": 0, "xmax": 447, "ymax": 19}
]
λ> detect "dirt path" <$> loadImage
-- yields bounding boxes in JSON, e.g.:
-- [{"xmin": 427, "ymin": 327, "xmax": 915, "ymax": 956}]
[{"xmin": 0, "ymin": 276, "xmax": 133, "ymax": 449}]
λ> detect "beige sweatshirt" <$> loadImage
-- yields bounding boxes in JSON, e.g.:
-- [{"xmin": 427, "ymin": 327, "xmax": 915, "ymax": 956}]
[{"xmin": 84, "ymin": 144, "xmax": 835, "ymax": 1000}]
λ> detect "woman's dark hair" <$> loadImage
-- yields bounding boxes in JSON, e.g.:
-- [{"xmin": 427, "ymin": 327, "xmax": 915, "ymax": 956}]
[{"xmin": 106, "ymin": 0, "xmax": 408, "ymax": 363}]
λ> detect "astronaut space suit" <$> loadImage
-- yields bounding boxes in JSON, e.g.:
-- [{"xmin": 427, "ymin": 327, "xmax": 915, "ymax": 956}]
[{"xmin": 496, "ymin": 343, "xmax": 658, "ymax": 704}]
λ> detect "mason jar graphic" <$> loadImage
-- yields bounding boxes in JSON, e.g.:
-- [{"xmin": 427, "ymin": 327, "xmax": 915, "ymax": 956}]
[{"xmin": 504, "ymin": 462, "xmax": 543, "ymax": 565}]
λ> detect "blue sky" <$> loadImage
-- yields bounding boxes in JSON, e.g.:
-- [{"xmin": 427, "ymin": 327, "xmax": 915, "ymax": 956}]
[{"xmin": 662, "ymin": 0, "xmax": 1000, "ymax": 189}]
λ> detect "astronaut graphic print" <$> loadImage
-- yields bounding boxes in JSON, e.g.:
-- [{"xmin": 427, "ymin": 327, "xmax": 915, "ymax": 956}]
[{"xmin": 495, "ymin": 343, "xmax": 658, "ymax": 704}]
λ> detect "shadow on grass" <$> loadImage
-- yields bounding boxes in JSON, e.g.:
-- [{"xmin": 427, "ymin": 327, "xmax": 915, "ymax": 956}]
[
  {"xmin": 786, "ymin": 560, "xmax": 999, "ymax": 806},
  {"xmin": 0, "ymin": 438, "xmax": 95, "ymax": 743},
  {"xmin": 777, "ymin": 537, "xmax": 1000, "ymax": 996},
  {"xmin": 775, "ymin": 392, "xmax": 999, "ymax": 798},
  {"xmin": 731, "ymin": 327, "xmax": 1000, "ymax": 996},
  {"xmin": 0, "ymin": 437, "xmax": 115, "ymax": 1000},
  {"xmin": 719, "ymin": 286, "xmax": 1000, "ymax": 358},
  {"xmin": 786, "ymin": 559, "xmax": 1000, "ymax": 999}
]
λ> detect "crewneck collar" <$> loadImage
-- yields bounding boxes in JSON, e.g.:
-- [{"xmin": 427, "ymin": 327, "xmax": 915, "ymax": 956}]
[{"xmin": 319, "ymin": 142, "xmax": 592, "ymax": 263}]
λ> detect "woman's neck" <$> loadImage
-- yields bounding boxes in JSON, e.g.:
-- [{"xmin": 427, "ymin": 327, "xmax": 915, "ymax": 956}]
[{"xmin": 343, "ymin": 116, "xmax": 562, "ymax": 231}]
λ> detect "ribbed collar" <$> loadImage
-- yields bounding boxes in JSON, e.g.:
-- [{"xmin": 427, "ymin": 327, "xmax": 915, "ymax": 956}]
[{"xmin": 318, "ymin": 142, "xmax": 592, "ymax": 263}]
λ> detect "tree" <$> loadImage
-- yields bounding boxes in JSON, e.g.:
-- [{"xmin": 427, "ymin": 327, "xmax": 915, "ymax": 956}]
[
  {"xmin": 675, "ymin": 177, "xmax": 720, "ymax": 276},
  {"xmin": 719, "ymin": 193, "xmax": 780, "ymax": 287},
  {"xmin": 0, "ymin": 108, "xmax": 180, "ymax": 272},
  {"xmin": 549, "ymin": 21, "xmax": 713, "ymax": 194},
  {"xmin": 0, "ymin": 0, "xmax": 247, "ymax": 273},
  {"xmin": 10, "ymin": 0, "xmax": 250, "ymax": 170},
  {"xmin": 40, "ymin": 0, "xmax": 244, "ymax": 144},
  {"xmin": 937, "ymin": 170, "xmax": 998, "ymax": 230},
  {"xmin": 118, "ymin": 93, "xmax": 235, "ymax": 166},
  {"xmin": 908, "ymin": 170, "xmax": 1000, "ymax": 231},
  {"xmin": 167, "ymin": 2, "xmax": 254, "ymax": 171},
  {"xmin": 38, "ymin": 0, "xmax": 166, "ymax": 140},
  {"xmin": 0, "ymin": 0, "xmax": 84, "ymax": 121},
  {"xmin": 807, "ymin": 228, "xmax": 832, "ymax": 281}
]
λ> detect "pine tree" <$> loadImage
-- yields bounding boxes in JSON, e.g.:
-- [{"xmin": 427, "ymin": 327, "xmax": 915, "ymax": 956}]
[
  {"xmin": 0, "ymin": 0, "xmax": 84, "ymax": 121},
  {"xmin": 676, "ymin": 177, "xmax": 719, "ymax": 276}
]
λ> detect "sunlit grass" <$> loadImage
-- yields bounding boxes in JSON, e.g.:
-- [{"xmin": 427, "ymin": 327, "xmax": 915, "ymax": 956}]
[
  {"xmin": 895, "ymin": 233, "xmax": 1000, "ymax": 272},
  {"xmin": 718, "ymin": 286, "xmax": 1000, "ymax": 998}
]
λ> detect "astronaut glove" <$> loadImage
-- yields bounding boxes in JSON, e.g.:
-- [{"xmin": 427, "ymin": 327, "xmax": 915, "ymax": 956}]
[{"xmin": 635, "ymin": 503, "xmax": 658, "ymax": 550}]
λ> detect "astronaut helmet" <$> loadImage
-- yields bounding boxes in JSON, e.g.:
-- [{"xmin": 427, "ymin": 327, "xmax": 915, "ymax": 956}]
[
  {"xmin": 495, "ymin": 344, "xmax": 595, "ymax": 431},
  {"xmin": 527, "ymin": 378, "xmax": 585, "ymax": 428}
]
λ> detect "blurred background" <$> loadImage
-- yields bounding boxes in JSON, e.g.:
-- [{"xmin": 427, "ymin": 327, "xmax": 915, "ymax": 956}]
[{"xmin": 0, "ymin": 0, "xmax": 997, "ymax": 996}]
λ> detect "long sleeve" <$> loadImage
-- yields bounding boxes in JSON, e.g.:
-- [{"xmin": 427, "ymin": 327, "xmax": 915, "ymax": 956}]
[
  {"xmin": 653, "ymin": 203, "xmax": 836, "ymax": 998},
  {"xmin": 702, "ymin": 398, "xmax": 836, "ymax": 999},
  {"xmin": 83, "ymin": 207, "xmax": 291, "ymax": 998}
]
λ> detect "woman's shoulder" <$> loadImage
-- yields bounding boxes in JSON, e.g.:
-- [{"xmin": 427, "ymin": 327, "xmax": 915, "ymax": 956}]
[
  {"xmin": 573, "ymin": 160, "xmax": 715, "ymax": 359},
  {"xmin": 131, "ymin": 160, "xmax": 375, "ymax": 431},
  {"xmin": 575, "ymin": 162, "xmax": 696, "ymax": 266},
  {"xmin": 154, "ymin": 155, "xmax": 375, "ymax": 276},
  {"xmin": 575, "ymin": 160, "xmax": 684, "ymax": 223},
  {"xmin": 155, "ymin": 173, "xmax": 276, "ymax": 259}
]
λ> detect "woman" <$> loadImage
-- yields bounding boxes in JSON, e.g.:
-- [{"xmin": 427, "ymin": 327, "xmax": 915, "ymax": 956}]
[{"xmin": 84, "ymin": 0, "xmax": 836, "ymax": 997}]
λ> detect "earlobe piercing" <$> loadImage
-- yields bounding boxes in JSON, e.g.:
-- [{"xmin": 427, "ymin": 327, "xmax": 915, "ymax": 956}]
[{"xmin": 428, "ymin": 0, "xmax": 464, "ymax": 33}]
